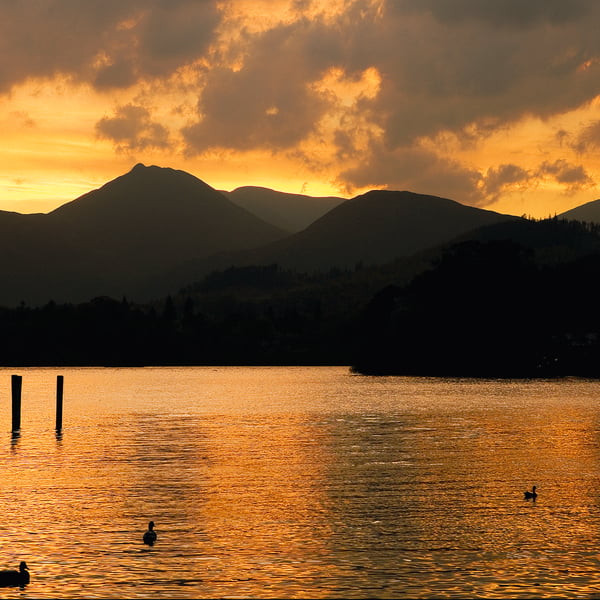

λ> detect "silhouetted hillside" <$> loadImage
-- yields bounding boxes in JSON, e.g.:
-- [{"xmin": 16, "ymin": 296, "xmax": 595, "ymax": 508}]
[
  {"xmin": 431, "ymin": 215, "xmax": 600, "ymax": 265},
  {"xmin": 109, "ymin": 188, "xmax": 522, "ymax": 297},
  {"xmin": 224, "ymin": 186, "xmax": 345, "ymax": 232},
  {"xmin": 48, "ymin": 164, "xmax": 287, "ymax": 266},
  {"xmin": 558, "ymin": 199, "xmax": 600, "ymax": 224},
  {"xmin": 206, "ymin": 190, "xmax": 520, "ymax": 273},
  {"xmin": 0, "ymin": 164, "xmax": 287, "ymax": 306},
  {"xmin": 5, "ymin": 218, "xmax": 600, "ymax": 371},
  {"xmin": 352, "ymin": 219, "xmax": 600, "ymax": 377},
  {"xmin": 3, "ymin": 164, "xmax": 600, "ymax": 312}
]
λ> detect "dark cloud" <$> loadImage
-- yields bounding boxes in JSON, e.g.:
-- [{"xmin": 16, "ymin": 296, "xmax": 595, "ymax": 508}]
[
  {"xmin": 364, "ymin": 0, "xmax": 600, "ymax": 149},
  {"xmin": 95, "ymin": 104, "xmax": 171, "ymax": 152},
  {"xmin": 94, "ymin": 58, "xmax": 138, "ymax": 90},
  {"xmin": 338, "ymin": 141, "xmax": 484, "ymax": 205},
  {"xmin": 393, "ymin": 0, "xmax": 590, "ymax": 28},
  {"xmin": 0, "ymin": 1, "xmax": 137, "ymax": 92},
  {"xmin": 339, "ymin": 147, "xmax": 595, "ymax": 206},
  {"xmin": 573, "ymin": 120, "xmax": 600, "ymax": 153},
  {"xmin": 180, "ymin": 0, "xmax": 600, "ymax": 164},
  {"xmin": 0, "ymin": 0, "xmax": 221, "ymax": 92},
  {"xmin": 182, "ymin": 63, "xmax": 329, "ymax": 152},
  {"xmin": 132, "ymin": 1, "xmax": 221, "ymax": 78},
  {"xmin": 481, "ymin": 164, "xmax": 531, "ymax": 200},
  {"xmin": 4, "ymin": 0, "xmax": 599, "ymax": 147},
  {"xmin": 182, "ymin": 19, "xmax": 336, "ymax": 152},
  {"xmin": 536, "ymin": 159, "xmax": 594, "ymax": 192},
  {"xmin": 3, "ymin": 0, "xmax": 600, "ymax": 205}
]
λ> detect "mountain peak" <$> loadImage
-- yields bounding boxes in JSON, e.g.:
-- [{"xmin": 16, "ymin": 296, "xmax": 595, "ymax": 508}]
[
  {"xmin": 128, "ymin": 162, "xmax": 180, "ymax": 178},
  {"xmin": 116, "ymin": 163, "xmax": 220, "ymax": 196}
]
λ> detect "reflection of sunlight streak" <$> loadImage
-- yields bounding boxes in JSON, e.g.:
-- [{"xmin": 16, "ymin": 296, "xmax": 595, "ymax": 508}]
[{"xmin": 200, "ymin": 415, "xmax": 344, "ymax": 587}]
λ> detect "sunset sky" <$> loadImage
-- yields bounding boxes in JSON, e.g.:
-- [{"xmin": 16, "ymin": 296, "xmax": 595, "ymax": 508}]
[{"xmin": 1, "ymin": 0, "xmax": 600, "ymax": 218}]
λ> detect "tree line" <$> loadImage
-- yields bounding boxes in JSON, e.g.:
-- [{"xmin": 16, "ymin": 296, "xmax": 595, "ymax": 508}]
[
  {"xmin": 353, "ymin": 237, "xmax": 600, "ymax": 377},
  {"xmin": 3, "ymin": 218, "xmax": 600, "ymax": 376}
]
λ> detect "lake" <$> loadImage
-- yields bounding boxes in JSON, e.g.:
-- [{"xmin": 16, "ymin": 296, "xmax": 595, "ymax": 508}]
[{"xmin": 1, "ymin": 366, "xmax": 600, "ymax": 598}]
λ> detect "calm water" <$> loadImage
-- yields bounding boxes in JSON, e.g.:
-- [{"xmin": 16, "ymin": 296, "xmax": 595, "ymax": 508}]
[{"xmin": 2, "ymin": 367, "xmax": 600, "ymax": 598}]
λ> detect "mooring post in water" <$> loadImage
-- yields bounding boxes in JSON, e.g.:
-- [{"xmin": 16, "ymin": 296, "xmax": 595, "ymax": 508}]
[
  {"xmin": 56, "ymin": 375, "xmax": 63, "ymax": 431},
  {"xmin": 11, "ymin": 374, "xmax": 22, "ymax": 432}
]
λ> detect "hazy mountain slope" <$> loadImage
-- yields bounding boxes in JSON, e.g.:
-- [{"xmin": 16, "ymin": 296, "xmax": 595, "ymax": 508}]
[
  {"xmin": 224, "ymin": 186, "xmax": 345, "ymax": 232},
  {"xmin": 351, "ymin": 218, "xmax": 600, "ymax": 377},
  {"xmin": 0, "ymin": 164, "xmax": 287, "ymax": 306},
  {"xmin": 4, "ymin": 163, "xmax": 597, "ymax": 309},
  {"xmin": 207, "ymin": 190, "xmax": 520, "ymax": 273},
  {"xmin": 442, "ymin": 215, "xmax": 600, "ymax": 265},
  {"xmin": 557, "ymin": 199, "xmax": 600, "ymax": 223}
]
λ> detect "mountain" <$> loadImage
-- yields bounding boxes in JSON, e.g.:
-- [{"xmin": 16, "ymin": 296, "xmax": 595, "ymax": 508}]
[
  {"xmin": 46, "ymin": 164, "xmax": 286, "ymax": 264},
  {"xmin": 558, "ymin": 199, "xmax": 600, "ymax": 223},
  {"xmin": 435, "ymin": 214, "xmax": 600, "ymax": 268},
  {"xmin": 0, "ymin": 164, "xmax": 287, "ymax": 306},
  {"xmin": 4, "ymin": 218, "xmax": 600, "ymax": 369},
  {"xmin": 188, "ymin": 190, "xmax": 520, "ymax": 276},
  {"xmin": 351, "ymin": 218, "xmax": 600, "ymax": 377},
  {"xmin": 223, "ymin": 186, "xmax": 345, "ymax": 232},
  {"xmin": 0, "ymin": 166, "xmax": 551, "ymax": 308}
]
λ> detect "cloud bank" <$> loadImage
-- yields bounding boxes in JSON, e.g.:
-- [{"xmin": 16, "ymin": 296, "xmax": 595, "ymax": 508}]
[{"xmin": 2, "ymin": 0, "xmax": 599, "ymax": 207}]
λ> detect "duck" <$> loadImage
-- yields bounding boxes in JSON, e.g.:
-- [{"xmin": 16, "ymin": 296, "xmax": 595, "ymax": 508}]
[
  {"xmin": 143, "ymin": 521, "xmax": 157, "ymax": 546},
  {"xmin": 524, "ymin": 485, "xmax": 538, "ymax": 500},
  {"xmin": 0, "ymin": 561, "xmax": 30, "ymax": 587}
]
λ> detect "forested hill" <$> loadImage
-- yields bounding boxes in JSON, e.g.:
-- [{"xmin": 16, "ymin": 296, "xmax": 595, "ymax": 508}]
[
  {"xmin": 352, "ymin": 218, "xmax": 600, "ymax": 377},
  {"xmin": 0, "ymin": 167, "xmax": 517, "ymax": 306},
  {"xmin": 208, "ymin": 189, "xmax": 519, "ymax": 274},
  {"xmin": 3, "ymin": 217, "xmax": 600, "ymax": 377},
  {"xmin": 558, "ymin": 198, "xmax": 600, "ymax": 224}
]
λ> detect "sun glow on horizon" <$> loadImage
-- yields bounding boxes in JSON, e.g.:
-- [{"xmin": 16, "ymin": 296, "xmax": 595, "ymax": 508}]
[{"xmin": 1, "ymin": 1, "xmax": 600, "ymax": 218}]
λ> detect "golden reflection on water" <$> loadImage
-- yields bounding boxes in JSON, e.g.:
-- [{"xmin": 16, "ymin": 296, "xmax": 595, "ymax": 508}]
[
  {"xmin": 1, "ymin": 369, "xmax": 600, "ymax": 597},
  {"xmin": 197, "ymin": 415, "xmax": 344, "ymax": 597}
]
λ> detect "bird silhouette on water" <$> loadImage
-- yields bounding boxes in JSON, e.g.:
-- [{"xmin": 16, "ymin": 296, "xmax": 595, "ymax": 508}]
[
  {"xmin": 524, "ymin": 485, "xmax": 537, "ymax": 500},
  {"xmin": 143, "ymin": 521, "xmax": 157, "ymax": 546},
  {"xmin": 0, "ymin": 561, "xmax": 30, "ymax": 587}
]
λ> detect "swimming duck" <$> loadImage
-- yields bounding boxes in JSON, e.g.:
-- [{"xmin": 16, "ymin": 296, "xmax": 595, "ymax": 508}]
[
  {"xmin": 143, "ymin": 521, "xmax": 157, "ymax": 545},
  {"xmin": 0, "ymin": 561, "xmax": 29, "ymax": 587},
  {"xmin": 524, "ymin": 485, "xmax": 537, "ymax": 500}
]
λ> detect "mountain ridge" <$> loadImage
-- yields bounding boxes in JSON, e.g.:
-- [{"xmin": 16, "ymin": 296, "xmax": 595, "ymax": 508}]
[
  {"xmin": 187, "ymin": 189, "xmax": 520, "ymax": 275},
  {"xmin": 0, "ymin": 163, "xmax": 596, "ymax": 307},
  {"xmin": 557, "ymin": 198, "xmax": 600, "ymax": 223},
  {"xmin": 0, "ymin": 164, "xmax": 287, "ymax": 305},
  {"xmin": 224, "ymin": 185, "xmax": 345, "ymax": 233}
]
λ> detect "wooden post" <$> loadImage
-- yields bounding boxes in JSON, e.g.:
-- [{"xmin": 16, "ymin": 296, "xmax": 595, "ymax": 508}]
[
  {"xmin": 56, "ymin": 375, "xmax": 63, "ymax": 431},
  {"xmin": 11, "ymin": 374, "xmax": 22, "ymax": 432}
]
